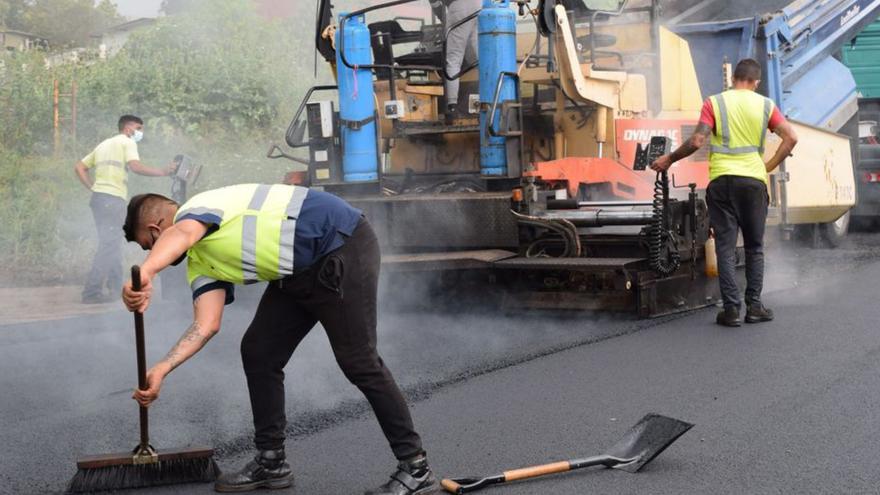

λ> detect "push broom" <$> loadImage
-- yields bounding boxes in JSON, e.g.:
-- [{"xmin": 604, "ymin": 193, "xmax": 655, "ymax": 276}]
[{"xmin": 67, "ymin": 265, "xmax": 218, "ymax": 492}]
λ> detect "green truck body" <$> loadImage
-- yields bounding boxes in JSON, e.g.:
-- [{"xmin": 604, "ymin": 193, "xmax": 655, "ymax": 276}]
[{"xmin": 844, "ymin": 19, "xmax": 880, "ymax": 100}]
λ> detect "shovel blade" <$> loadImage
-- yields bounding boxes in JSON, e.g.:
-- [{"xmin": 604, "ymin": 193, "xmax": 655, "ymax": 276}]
[{"xmin": 604, "ymin": 413, "xmax": 693, "ymax": 473}]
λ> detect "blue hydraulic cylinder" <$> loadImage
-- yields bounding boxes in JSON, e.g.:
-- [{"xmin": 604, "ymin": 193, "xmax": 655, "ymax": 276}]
[
  {"xmin": 478, "ymin": 0, "xmax": 517, "ymax": 176},
  {"xmin": 336, "ymin": 12, "xmax": 378, "ymax": 182}
]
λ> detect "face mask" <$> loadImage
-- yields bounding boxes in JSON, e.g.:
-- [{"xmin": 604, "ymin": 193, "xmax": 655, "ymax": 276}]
[{"xmin": 132, "ymin": 130, "xmax": 143, "ymax": 143}]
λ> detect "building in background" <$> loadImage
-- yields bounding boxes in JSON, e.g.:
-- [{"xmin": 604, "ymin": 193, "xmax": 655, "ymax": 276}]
[
  {"xmin": 1, "ymin": 28, "xmax": 47, "ymax": 52},
  {"xmin": 92, "ymin": 18, "xmax": 155, "ymax": 58}
]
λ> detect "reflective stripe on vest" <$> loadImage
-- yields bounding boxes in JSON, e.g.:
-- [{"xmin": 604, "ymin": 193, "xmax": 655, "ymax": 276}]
[
  {"xmin": 180, "ymin": 184, "xmax": 310, "ymax": 288},
  {"xmin": 278, "ymin": 186, "xmax": 308, "ymax": 277},
  {"xmin": 240, "ymin": 184, "xmax": 308, "ymax": 283},
  {"xmin": 709, "ymin": 93, "xmax": 772, "ymax": 155}
]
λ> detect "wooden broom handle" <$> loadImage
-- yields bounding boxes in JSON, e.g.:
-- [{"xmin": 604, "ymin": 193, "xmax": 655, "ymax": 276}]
[{"xmin": 131, "ymin": 265, "xmax": 150, "ymax": 448}]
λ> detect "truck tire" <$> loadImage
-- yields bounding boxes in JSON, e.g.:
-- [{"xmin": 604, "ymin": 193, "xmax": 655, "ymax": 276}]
[{"xmin": 821, "ymin": 210, "xmax": 850, "ymax": 248}]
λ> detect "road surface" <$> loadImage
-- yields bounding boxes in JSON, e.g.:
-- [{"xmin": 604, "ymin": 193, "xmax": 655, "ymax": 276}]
[{"xmin": 1, "ymin": 234, "xmax": 879, "ymax": 494}]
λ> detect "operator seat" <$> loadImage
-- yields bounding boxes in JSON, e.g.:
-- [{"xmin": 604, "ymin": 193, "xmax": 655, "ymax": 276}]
[{"xmin": 369, "ymin": 21, "xmax": 444, "ymax": 79}]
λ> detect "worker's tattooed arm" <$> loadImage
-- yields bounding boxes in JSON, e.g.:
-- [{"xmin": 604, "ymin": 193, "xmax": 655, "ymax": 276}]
[
  {"xmin": 156, "ymin": 289, "xmax": 226, "ymax": 375},
  {"xmin": 669, "ymin": 123, "xmax": 711, "ymax": 163},
  {"xmin": 160, "ymin": 320, "xmax": 214, "ymax": 372},
  {"xmin": 651, "ymin": 123, "xmax": 710, "ymax": 172},
  {"xmin": 134, "ymin": 289, "xmax": 225, "ymax": 406}
]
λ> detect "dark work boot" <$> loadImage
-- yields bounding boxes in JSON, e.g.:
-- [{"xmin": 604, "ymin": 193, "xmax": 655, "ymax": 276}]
[
  {"xmin": 364, "ymin": 453, "xmax": 440, "ymax": 495},
  {"xmin": 715, "ymin": 306, "xmax": 741, "ymax": 327},
  {"xmin": 214, "ymin": 449, "xmax": 294, "ymax": 493},
  {"xmin": 745, "ymin": 303, "xmax": 774, "ymax": 323}
]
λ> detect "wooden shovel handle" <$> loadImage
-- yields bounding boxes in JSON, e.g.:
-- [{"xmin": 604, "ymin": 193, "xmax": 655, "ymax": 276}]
[
  {"xmin": 503, "ymin": 461, "xmax": 570, "ymax": 481},
  {"xmin": 440, "ymin": 479, "xmax": 462, "ymax": 493}
]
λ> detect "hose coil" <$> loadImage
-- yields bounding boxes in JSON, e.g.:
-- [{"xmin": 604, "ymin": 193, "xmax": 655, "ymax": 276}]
[{"xmin": 649, "ymin": 172, "xmax": 681, "ymax": 276}]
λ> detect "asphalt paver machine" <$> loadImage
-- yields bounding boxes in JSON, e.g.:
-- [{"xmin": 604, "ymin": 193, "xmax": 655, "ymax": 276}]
[{"xmin": 270, "ymin": 0, "xmax": 868, "ymax": 317}]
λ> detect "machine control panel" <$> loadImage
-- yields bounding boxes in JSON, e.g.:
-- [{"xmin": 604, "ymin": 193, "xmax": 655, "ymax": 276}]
[
  {"xmin": 170, "ymin": 154, "xmax": 201, "ymax": 203},
  {"xmin": 307, "ymin": 101, "xmax": 334, "ymax": 138},
  {"xmin": 306, "ymin": 101, "xmax": 341, "ymax": 184},
  {"xmin": 633, "ymin": 136, "xmax": 670, "ymax": 171}
]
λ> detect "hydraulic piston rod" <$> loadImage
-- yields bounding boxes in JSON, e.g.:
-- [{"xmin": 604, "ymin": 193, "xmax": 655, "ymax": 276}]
[{"xmin": 535, "ymin": 208, "xmax": 654, "ymax": 227}]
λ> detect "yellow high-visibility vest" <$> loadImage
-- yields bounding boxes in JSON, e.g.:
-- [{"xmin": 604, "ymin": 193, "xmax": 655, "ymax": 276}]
[
  {"xmin": 80, "ymin": 134, "xmax": 139, "ymax": 199},
  {"xmin": 708, "ymin": 89, "xmax": 774, "ymax": 184},
  {"xmin": 174, "ymin": 184, "xmax": 309, "ymax": 295}
]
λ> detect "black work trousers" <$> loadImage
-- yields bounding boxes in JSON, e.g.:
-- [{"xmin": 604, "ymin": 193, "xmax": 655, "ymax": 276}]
[
  {"xmin": 82, "ymin": 192, "xmax": 125, "ymax": 299},
  {"xmin": 240, "ymin": 218, "xmax": 424, "ymax": 460},
  {"xmin": 706, "ymin": 175, "xmax": 769, "ymax": 309}
]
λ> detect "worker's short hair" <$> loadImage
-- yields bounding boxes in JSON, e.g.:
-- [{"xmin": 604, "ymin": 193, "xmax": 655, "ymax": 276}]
[
  {"xmin": 123, "ymin": 193, "xmax": 177, "ymax": 242},
  {"xmin": 118, "ymin": 114, "xmax": 143, "ymax": 131},
  {"xmin": 733, "ymin": 59, "xmax": 762, "ymax": 83}
]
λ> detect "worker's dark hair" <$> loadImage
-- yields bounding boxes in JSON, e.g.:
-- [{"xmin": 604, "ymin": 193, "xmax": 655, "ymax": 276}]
[
  {"xmin": 118, "ymin": 114, "xmax": 143, "ymax": 131},
  {"xmin": 123, "ymin": 193, "xmax": 177, "ymax": 242},
  {"xmin": 733, "ymin": 59, "xmax": 762, "ymax": 82}
]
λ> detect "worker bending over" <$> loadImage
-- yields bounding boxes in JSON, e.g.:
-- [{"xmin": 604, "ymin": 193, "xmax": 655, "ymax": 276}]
[
  {"xmin": 651, "ymin": 58, "xmax": 798, "ymax": 327},
  {"xmin": 74, "ymin": 115, "xmax": 174, "ymax": 303},
  {"xmin": 437, "ymin": 0, "xmax": 481, "ymax": 119},
  {"xmin": 121, "ymin": 184, "xmax": 439, "ymax": 494}
]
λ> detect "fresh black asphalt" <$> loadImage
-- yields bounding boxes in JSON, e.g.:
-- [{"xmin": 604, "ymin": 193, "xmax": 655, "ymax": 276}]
[{"xmin": 2, "ymin": 234, "xmax": 879, "ymax": 494}]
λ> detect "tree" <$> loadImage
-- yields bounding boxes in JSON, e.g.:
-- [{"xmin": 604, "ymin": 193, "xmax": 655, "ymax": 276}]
[
  {"xmin": 14, "ymin": 0, "xmax": 122, "ymax": 48},
  {"xmin": 0, "ymin": 0, "xmax": 29, "ymax": 31}
]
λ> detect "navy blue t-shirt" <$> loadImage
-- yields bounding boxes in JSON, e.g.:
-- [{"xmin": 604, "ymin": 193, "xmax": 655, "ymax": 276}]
[{"xmin": 293, "ymin": 189, "xmax": 363, "ymax": 270}]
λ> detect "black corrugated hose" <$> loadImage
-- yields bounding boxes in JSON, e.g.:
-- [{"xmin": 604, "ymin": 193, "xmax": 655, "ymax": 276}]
[{"xmin": 649, "ymin": 172, "xmax": 681, "ymax": 276}]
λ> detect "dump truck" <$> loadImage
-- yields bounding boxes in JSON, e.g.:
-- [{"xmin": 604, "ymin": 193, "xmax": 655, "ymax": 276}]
[
  {"xmin": 269, "ymin": 0, "xmax": 879, "ymax": 316},
  {"xmin": 843, "ymin": 17, "xmax": 880, "ymax": 224}
]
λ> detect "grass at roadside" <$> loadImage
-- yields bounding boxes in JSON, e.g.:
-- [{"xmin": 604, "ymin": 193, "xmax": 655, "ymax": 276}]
[{"xmin": 0, "ymin": 133, "xmax": 302, "ymax": 287}]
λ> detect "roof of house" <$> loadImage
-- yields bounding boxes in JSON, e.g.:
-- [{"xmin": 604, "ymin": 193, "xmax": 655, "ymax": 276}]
[
  {"xmin": 92, "ymin": 18, "xmax": 156, "ymax": 37},
  {"xmin": 0, "ymin": 28, "xmax": 43, "ymax": 38}
]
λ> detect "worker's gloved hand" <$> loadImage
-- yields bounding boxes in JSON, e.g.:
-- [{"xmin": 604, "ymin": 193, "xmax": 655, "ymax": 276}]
[
  {"xmin": 133, "ymin": 366, "xmax": 165, "ymax": 407},
  {"xmin": 122, "ymin": 275, "xmax": 153, "ymax": 313},
  {"xmin": 650, "ymin": 154, "xmax": 673, "ymax": 172}
]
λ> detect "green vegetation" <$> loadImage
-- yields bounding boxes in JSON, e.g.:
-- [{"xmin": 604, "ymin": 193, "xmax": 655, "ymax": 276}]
[
  {"xmin": 1, "ymin": 0, "xmax": 121, "ymax": 48},
  {"xmin": 0, "ymin": 0, "xmax": 320, "ymax": 285}
]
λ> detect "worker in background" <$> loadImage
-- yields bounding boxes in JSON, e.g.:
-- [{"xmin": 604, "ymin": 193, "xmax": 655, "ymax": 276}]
[
  {"xmin": 121, "ymin": 184, "xmax": 439, "ymax": 495},
  {"xmin": 74, "ymin": 115, "xmax": 174, "ymax": 304},
  {"xmin": 650, "ymin": 58, "xmax": 798, "ymax": 327},
  {"xmin": 438, "ymin": 0, "xmax": 481, "ymax": 120}
]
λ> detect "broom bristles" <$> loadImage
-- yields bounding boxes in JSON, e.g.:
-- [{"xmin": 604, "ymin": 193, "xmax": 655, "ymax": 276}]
[{"xmin": 67, "ymin": 456, "xmax": 219, "ymax": 493}]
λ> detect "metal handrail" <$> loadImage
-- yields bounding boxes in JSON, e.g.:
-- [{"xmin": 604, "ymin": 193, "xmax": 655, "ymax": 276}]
[
  {"xmin": 486, "ymin": 71, "xmax": 520, "ymax": 137},
  {"xmin": 336, "ymin": 0, "xmax": 479, "ymax": 82},
  {"xmin": 440, "ymin": 9, "xmax": 480, "ymax": 81},
  {"xmin": 284, "ymin": 85, "xmax": 338, "ymax": 148}
]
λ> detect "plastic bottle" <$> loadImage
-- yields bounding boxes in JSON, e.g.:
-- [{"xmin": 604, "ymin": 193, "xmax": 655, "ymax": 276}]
[{"xmin": 705, "ymin": 236, "xmax": 718, "ymax": 277}]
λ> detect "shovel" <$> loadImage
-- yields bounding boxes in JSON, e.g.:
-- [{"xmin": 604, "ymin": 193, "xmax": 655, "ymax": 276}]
[{"xmin": 440, "ymin": 413, "xmax": 693, "ymax": 494}]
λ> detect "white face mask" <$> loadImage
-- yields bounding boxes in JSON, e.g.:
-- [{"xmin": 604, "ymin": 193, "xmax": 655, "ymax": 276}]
[{"xmin": 132, "ymin": 129, "xmax": 143, "ymax": 143}]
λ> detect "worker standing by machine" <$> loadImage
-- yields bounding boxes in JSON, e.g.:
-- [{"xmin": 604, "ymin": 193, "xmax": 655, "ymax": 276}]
[
  {"xmin": 440, "ymin": 0, "xmax": 481, "ymax": 119},
  {"xmin": 74, "ymin": 115, "xmax": 175, "ymax": 304},
  {"xmin": 651, "ymin": 59, "xmax": 798, "ymax": 327},
  {"xmin": 120, "ymin": 184, "xmax": 440, "ymax": 495}
]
